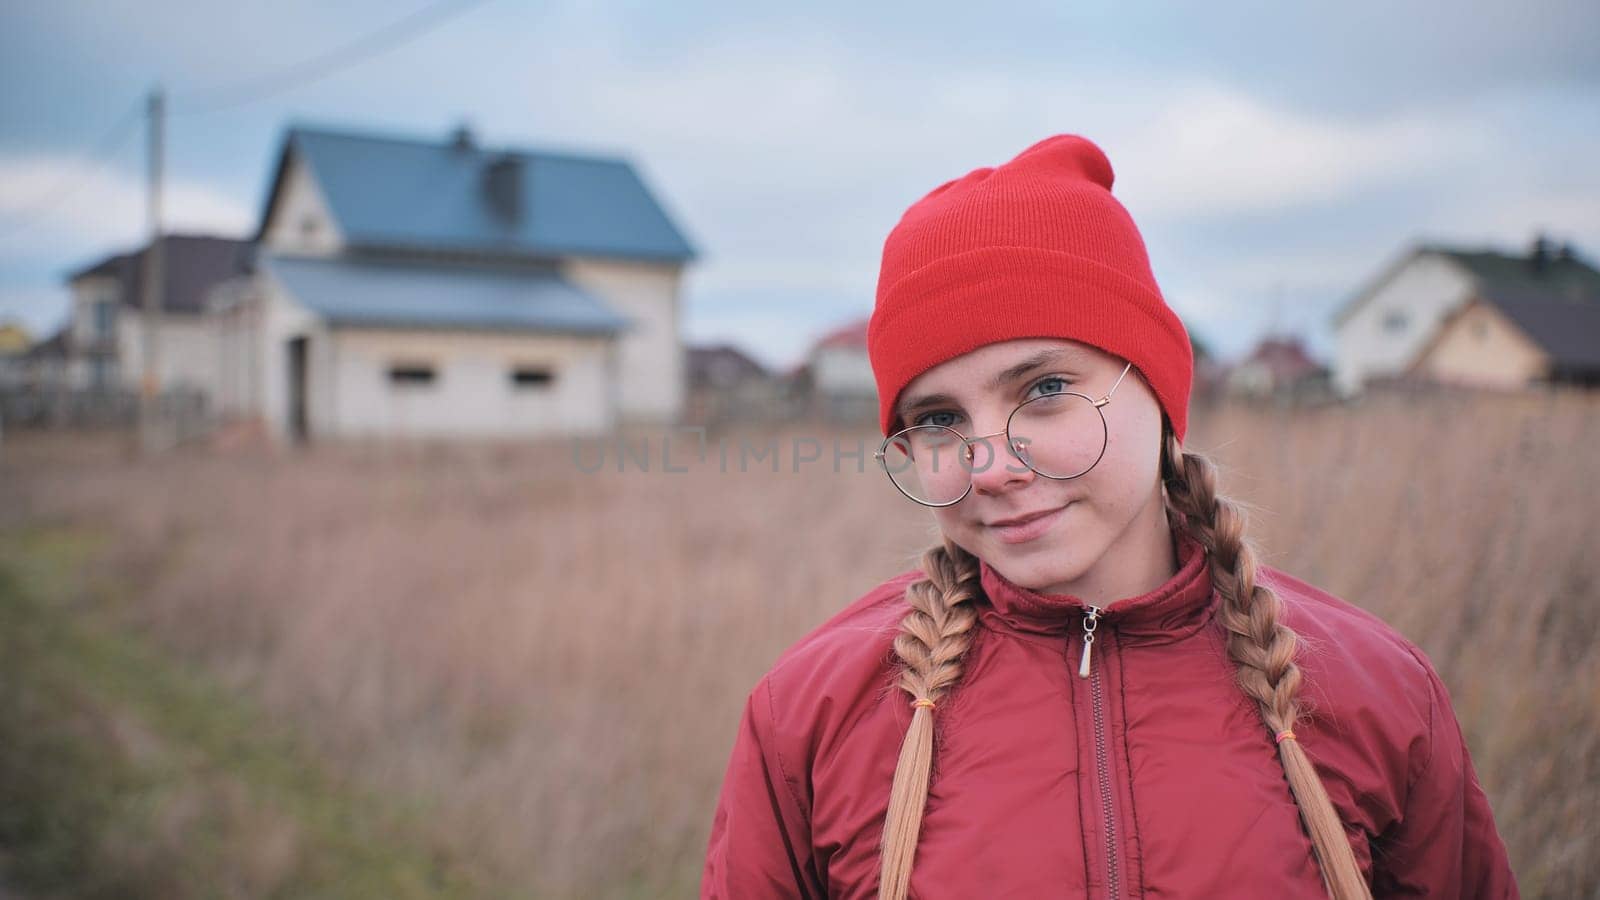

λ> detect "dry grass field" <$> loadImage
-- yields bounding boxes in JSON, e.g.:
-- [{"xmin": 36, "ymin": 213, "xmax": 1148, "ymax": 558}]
[{"xmin": 1, "ymin": 388, "xmax": 1596, "ymax": 898}]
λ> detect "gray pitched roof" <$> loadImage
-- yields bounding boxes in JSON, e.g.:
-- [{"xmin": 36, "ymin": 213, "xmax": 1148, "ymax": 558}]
[
  {"xmin": 261, "ymin": 254, "xmax": 630, "ymax": 335},
  {"xmin": 67, "ymin": 234, "xmax": 254, "ymax": 314},
  {"xmin": 257, "ymin": 125, "xmax": 698, "ymax": 263},
  {"xmin": 1435, "ymin": 245, "xmax": 1600, "ymax": 372},
  {"xmin": 1334, "ymin": 240, "xmax": 1600, "ymax": 374}
]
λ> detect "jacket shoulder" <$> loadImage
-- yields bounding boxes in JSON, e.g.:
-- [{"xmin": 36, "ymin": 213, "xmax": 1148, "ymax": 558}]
[
  {"xmin": 749, "ymin": 568, "xmax": 923, "ymax": 767},
  {"xmin": 1259, "ymin": 565, "xmax": 1433, "ymax": 687},
  {"xmin": 764, "ymin": 567, "xmax": 922, "ymax": 697},
  {"xmin": 1258, "ymin": 566, "xmax": 1445, "ymax": 831}
]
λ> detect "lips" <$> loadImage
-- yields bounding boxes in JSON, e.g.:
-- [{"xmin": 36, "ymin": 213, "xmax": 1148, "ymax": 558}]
[
  {"xmin": 988, "ymin": 507, "xmax": 1064, "ymax": 528},
  {"xmin": 985, "ymin": 503, "xmax": 1071, "ymax": 545}
]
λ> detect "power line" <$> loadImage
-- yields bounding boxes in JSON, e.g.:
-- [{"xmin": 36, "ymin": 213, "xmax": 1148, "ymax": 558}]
[
  {"xmin": 0, "ymin": 101, "xmax": 142, "ymax": 239},
  {"xmin": 172, "ymin": 0, "xmax": 496, "ymax": 115},
  {"xmin": 0, "ymin": 0, "xmax": 494, "ymax": 239}
]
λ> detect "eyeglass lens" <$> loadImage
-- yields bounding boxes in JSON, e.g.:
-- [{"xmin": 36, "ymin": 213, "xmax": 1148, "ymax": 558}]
[{"xmin": 880, "ymin": 392, "xmax": 1108, "ymax": 506}]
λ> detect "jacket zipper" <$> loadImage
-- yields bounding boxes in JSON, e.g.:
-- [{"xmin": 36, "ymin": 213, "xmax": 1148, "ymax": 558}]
[{"xmin": 1079, "ymin": 606, "xmax": 1121, "ymax": 899}]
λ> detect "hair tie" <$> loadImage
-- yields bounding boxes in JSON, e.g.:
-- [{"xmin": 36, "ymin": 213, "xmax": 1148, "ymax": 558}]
[
  {"xmin": 912, "ymin": 698, "xmax": 936, "ymax": 711},
  {"xmin": 1274, "ymin": 729, "xmax": 1297, "ymax": 745}
]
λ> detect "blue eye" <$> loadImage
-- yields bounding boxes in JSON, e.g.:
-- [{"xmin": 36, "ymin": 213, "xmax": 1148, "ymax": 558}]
[
  {"xmin": 913, "ymin": 410, "xmax": 963, "ymax": 429},
  {"xmin": 1028, "ymin": 376, "xmax": 1072, "ymax": 399}
]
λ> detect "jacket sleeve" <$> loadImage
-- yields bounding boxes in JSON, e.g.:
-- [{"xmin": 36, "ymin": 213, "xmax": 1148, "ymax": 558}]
[
  {"xmin": 701, "ymin": 676, "xmax": 823, "ymax": 899},
  {"xmin": 1370, "ymin": 647, "xmax": 1519, "ymax": 898}
]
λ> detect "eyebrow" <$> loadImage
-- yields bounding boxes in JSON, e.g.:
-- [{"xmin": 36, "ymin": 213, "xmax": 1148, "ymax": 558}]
[{"xmin": 894, "ymin": 349, "xmax": 1076, "ymax": 423}]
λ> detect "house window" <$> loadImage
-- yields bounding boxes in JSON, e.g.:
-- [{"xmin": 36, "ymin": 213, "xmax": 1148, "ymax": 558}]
[
  {"xmin": 94, "ymin": 300, "xmax": 116, "ymax": 338},
  {"xmin": 389, "ymin": 363, "xmax": 437, "ymax": 386},
  {"xmin": 510, "ymin": 366, "xmax": 557, "ymax": 389},
  {"xmin": 1381, "ymin": 311, "xmax": 1407, "ymax": 334}
]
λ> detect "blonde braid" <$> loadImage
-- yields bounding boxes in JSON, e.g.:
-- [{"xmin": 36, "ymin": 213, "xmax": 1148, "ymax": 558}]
[
  {"xmin": 1161, "ymin": 429, "xmax": 1372, "ymax": 900},
  {"xmin": 877, "ymin": 537, "xmax": 982, "ymax": 900}
]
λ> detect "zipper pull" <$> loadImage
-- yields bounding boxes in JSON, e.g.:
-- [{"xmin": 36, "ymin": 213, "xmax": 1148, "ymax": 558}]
[{"xmin": 1078, "ymin": 606, "xmax": 1101, "ymax": 678}]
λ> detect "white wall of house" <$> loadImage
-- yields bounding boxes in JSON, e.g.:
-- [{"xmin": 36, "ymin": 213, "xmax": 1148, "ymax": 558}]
[
  {"xmin": 258, "ymin": 275, "xmax": 331, "ymax": 441},
  {"xmin": 117, "ymin": 314, "xmax": 223, "ymax": 396},
  {"xmin": 1333, "ymin": 252, "xmax": 1476, "ymax": 395},
  {"xmin": 326, "ymin": 328, "xmax": 614, "ymax": 438},
  {"xmin": 813, "ymin": 346, "xmax": 876, "ymax": 397},
  {"xmin": 260, "ymin": 151, "xmax": 344, "ymax": 257},
  {"xmin": 254, "ymin": 273, "xmax": 621, "ymax": 442},
  {"xmin": 562, "ymin": 257, "xmax": 684, "ymax": 424},
  {"xmin": 1412, "ymin": 301, "xmax": 1549, "ymax": 388},
  {"xmin": 66, "ymin": 275, "xmax": 121, "ymax": 390},
  {"xmin": 69, "ymin": 276, "xmax": 119, "ymax": 348},
  {"xmin": 209, "ymin": 278, "xmax": 264, "ymax": 419}
]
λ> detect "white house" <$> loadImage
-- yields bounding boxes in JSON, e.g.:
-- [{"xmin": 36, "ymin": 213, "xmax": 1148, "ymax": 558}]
[
  {"xmin": 216, "ymin": 123, "xmax": 697, "ymax": 442},
  {"xmin": 61, "ymin": 234, "xmax": 252, "ymax": 395},
  {"xmin": 1331, "ymin": 236, "xmax": 1600, "ymax": 394},
  {"xmin": 798, "ymin": 317, "xmax": 876, "ymax": 422}
]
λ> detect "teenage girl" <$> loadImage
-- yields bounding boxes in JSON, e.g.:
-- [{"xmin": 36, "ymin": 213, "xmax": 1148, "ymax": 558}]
[{"xmin": 701, "ymin": 134, "xmax": 1518, "ymax": 899}]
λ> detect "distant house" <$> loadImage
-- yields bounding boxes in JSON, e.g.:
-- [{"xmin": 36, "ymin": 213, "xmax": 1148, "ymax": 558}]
[
  {"xmin": 0, "ymin": 321, "xmax": 31, "ymax": 390},
  {"xmin": 18, "ymin": 329, "xmax": 70, "ymax": 389},
  {"xmin": 61, "ymin": 234, "xmax": 253, "ymax": 395},
  {"xmin": 1226, "ymin": 335, "xmax": 1332, "ymax": 401},
  {"xmin": 688, "ymin": 343, "xmax": 768, "ymax": 391},
  {"xmin": 0, "ymin": 322, "xmax": 29, "ymax": 355},
  {"xmin": 685, "ymin": 343, "xmax": 786, "ymax": 424},
  {"xmin": 218, "ymin": 123, "xmax": 697, "ymax": 442},
  {"xmin": 1190, "ymin": 332, "xmax": 1228, "ymax": 404},
  {"xmin": 1332, "ymin": 236, "xmax": 1600, "ymax": 394},
  {"xmin": 799, "ymin": 317, "xmax": 876, "ymax": 421}
]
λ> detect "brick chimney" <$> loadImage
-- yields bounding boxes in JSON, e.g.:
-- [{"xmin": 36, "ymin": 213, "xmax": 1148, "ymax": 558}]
[
  {"xmin": 1528, "ymin": 232, "xmax": 1552, "ymax": 273},
  {"xmin": 484, "ymin": 153, "xmax": 522, "ymax": 223}
]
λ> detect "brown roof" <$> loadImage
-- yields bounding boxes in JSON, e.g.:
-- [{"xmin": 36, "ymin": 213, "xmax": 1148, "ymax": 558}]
[
  {"xmin": 687, "ymin": 343, "xmax": 769, "ymax": 388},
  {"xmin": 1240, "ymin": 336, "xmax": 1325, "ymax": 382},
  {"xmin": 68, "ymin": 234, "xmax": 254, "ymax": 315},
  {"xmin": 22, "ymin": 326, "xmax": 70, "ymax": 360}
]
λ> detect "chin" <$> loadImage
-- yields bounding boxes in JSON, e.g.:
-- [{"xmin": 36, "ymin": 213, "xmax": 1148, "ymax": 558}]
[
  {"xmin": 1011, "ymin": 560, "xmax": 1090, "ymax": 595},
  {"xmin": 983, "ymin": 533, "xmax": 1099, "ymax": 595}
]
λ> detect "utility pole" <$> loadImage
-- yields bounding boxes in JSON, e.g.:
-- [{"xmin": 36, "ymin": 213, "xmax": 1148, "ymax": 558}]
[
  {"xmin": 1268, "ymin": 279, "xmax": 1285, "ymax": 340},
  {"xmin": 138, "ymin": 86, "xmax": 165, "ymax": 454}
]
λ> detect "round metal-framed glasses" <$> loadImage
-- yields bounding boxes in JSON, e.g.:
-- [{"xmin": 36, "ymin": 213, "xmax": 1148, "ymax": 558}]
[{"xmin": 874, "ymin": 362, "xmax": 1133, "ymax": 507}]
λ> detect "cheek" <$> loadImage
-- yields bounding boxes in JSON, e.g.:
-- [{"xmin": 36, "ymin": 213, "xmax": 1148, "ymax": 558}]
[
  {"xmin": 1096, "ymin": 458, "xmax": 1153, "ymax": 510},
  {"xmin": 1109, "ymin": 406, "xmax": 1164, "ymax": 482},
  {"xmin": 1080, "ymin": 428, "xmax": 1162, "ymax": 513},
  {"xmin": 931, "ymin": 506, "xmax": 967, "ymax": 537}
]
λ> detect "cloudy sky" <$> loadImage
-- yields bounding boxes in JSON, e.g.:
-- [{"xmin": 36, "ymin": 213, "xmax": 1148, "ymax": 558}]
[{"xmin": 3, "ymin": 0, "xmax": 1597, "ymax": 367}]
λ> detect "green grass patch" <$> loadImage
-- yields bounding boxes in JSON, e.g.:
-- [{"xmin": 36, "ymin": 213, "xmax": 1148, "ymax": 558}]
[{"xmin": 0, "ymin": 524, "xmax": 510, "ymax": 900}]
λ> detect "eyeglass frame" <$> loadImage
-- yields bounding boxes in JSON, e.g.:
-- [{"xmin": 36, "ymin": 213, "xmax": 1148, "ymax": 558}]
[{"xmin": 873, "ymin": 361, "xmax": 1134, "ymax": 508}]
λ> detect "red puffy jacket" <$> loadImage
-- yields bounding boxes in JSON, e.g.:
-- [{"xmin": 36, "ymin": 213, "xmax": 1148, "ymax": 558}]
[{"xmin": 701, "ymin": 533, "xmax": 1518, "ymax": 898}]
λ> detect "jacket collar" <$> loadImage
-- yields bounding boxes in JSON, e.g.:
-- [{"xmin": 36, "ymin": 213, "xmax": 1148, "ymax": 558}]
[{"xmin": 976, "ymin": 530, "xmax": 1216, "ymax": 642}]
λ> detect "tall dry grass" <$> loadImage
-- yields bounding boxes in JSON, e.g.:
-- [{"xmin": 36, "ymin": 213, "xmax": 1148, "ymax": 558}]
[
  {"xmin": 2, "ymin": 389, "xmax": 1595, "ymax": 897},
  {"xmin": 1185, "ymin": 389, "xmax": 1599, "ymax": 896}
]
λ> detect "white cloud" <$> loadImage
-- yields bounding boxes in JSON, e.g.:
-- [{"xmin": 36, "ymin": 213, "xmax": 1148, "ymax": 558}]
[
  {"xmin": 528, "ymin": 45, "xmax": 1500, "ymax": 364},
  {"xmin": 1419, "ymin": 184, "xmax": 1600, "ymax": 252},
  {"xmin": 0, "ymin": 154, "xmax": 254, "ymax": 262},
  {"xmin": 8, "ymin": 18, "xmax": 1595, "ymax": 373},
  {"xmin": 1112, "ymin": 81, "xmax": 1492, "ymax": 220}
]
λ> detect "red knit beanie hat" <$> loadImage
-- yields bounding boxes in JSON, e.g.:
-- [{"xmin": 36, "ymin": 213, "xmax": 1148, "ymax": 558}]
[{"xmin": 867, "ymin": 134, "xmax": 1194, "ymax": 442}]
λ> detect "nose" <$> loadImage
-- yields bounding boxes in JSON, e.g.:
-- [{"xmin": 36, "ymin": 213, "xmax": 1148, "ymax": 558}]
[{"xmin": 966, "ymin": 428, "xmax": 1032, "ymax": 495}]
